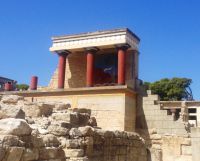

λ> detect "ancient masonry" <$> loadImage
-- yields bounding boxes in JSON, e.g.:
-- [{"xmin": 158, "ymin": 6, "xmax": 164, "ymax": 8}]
[
  {"xmin": 0, "ymin": 95, "xmax": 146, "ymax": 161},
  {"xmin": 1, "ymin": 28, "xmax": 200, "ymax": 161}
]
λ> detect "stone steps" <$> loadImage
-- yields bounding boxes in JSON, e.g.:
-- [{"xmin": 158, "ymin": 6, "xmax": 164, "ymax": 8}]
[{"xmin": 143, "ymin": 94, "xmax": 188, "ymax": 136}]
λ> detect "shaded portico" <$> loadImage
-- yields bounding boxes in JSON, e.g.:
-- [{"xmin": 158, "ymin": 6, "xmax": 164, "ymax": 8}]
[{"xmin": 49, "ymin": 28, "xmax": 140, "ymax": 90}]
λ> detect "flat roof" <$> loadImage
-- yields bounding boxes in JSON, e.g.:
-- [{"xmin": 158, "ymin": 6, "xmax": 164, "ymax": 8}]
[
  {"xmin": 50, "ymin": 28, "xmax": 140, "ymax": 52},
  {"xmin": 0, "ymin": 76, "xmax": 15, "ymax": 82},
  {"xmin": 52, "ymin": 28, "xmax": 140, "ymax": 42}
]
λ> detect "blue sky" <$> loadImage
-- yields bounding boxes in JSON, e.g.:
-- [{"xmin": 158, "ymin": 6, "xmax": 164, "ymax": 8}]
[{"xmin": 0, "ymin": 0, "xmax": 199, "ymax": 99}]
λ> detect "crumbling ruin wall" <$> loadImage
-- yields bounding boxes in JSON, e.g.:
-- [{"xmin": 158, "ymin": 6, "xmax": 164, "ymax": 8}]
[{"xmin": 0, "ymin": 95, "xmax": 147, "ymax": 161}]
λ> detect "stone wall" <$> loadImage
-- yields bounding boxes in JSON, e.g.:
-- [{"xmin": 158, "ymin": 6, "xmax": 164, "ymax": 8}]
[
  {"xmin": 136, "ymin": 90, "xmax": 192, "ymax": 161},
  {"xmin": 0, "ymin": 95, "xmax": 147, "ymax": 161}
]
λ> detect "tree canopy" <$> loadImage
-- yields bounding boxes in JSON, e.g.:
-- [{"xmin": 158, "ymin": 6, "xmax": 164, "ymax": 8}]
[
  {"xmin": 144, "ymin": 78, "xmax": 193, "ymax": 101},
  {"xmin": 16, "ymin": 84, "xmax": 29, "ymax": 91}
]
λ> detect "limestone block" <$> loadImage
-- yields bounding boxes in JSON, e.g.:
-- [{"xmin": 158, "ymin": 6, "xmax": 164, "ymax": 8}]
[
  {"xmin": 52, "ymin": 112, "xmax": 79, "ymax": 125},
  {"xmin": 94, "ymin": 129, "xmax": 114, "ymax": 138},
  {"xmin": 0, "ymin": 118, "xmax": 32, "ymax": 136},
  {"xmin": 0, "ymin": 135, "xmax": 20, "ymax": 147},
  {"xmin": 78, "ymin": 126, "xmax": 94, "ymax": 136},
  {"xmin": 0, "ymin": 147, "xmax": 6, "ymax": 161},
  {"xmin": 48, "ymin": 123, "xmax": 70, "ymax": 136},
  {"xmin": 143, "ymin": 100, "xmax": 155, "ymax": 105},
  {"xmin": 41, "ymin": 134, "xmax": 60, "ymax": 147},
  {"xmin": 64, "ymin": 149, "xmax": 84, "ymax": 158},
  {"xmin": 23, "ymin": 102, "xmax": 54, "ymax": 117},
  {"xmin": 22, "ymin": 148, "xmax": 39, "ymax": 161},
  {"xmin": 69, "ymin": 128, "xmax": 82, "ymax": 138},
  {"xmin": 0, "ymin": 105, "xmax": 25, "ymax": 119},
  {"xmin": 5, "ymin": 147, "xmax": 24, "ymax": 161},
  {"xmin": 1, "ymin": 95, "xmax": 24, "ymax": 104},
  {"xmin": 182, "ymin": 138, "xmax": 191, "ymax": 146},
  {"xmin": 0, "ymin": 104, "xmax": 25, "ymax": 119},
  {"xmin": 65, "ymin": 139, "xmax": 82, "ymax": 148},
  {"xmin": 181, "ymin": 145, "xmax": 192, "ymax": 155},
  {"xmin": 39, "ymin": 147, "xmax": 65, "ymax": 160},
  {"xmin": 150, "ymin": 149, "xmax": 162, "ymax": 161},
  {"xmin": 143, "ymin": 104, "xmax": 160, "ymax": 110}
]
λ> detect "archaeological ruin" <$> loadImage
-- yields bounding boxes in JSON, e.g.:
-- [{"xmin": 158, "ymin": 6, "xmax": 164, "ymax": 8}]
[{"xmin": 0, "ymin": 28, "xmax": 200, "ymax": 161}]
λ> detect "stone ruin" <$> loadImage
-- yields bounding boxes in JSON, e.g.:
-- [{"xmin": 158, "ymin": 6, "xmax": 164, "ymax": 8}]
[{"xmin": 0, "ymin": 95, "xmax": 147, "ymax": 161}]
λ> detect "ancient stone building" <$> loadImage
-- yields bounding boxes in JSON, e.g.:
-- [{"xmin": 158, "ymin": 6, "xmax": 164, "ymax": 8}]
[
  {"xmin": 0, "ymin": 76, "xmax": 17, "ymax": 91},
  {"xmin": 1, "ymin": 28, "xmax": 200, "ymax": 161}
]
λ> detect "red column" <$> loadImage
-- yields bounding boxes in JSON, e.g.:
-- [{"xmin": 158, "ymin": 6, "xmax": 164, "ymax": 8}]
[
  {"xmin": 30, "ymin": 76, "xmax": 38, "ymax": 90},
  {"xmin": 4, "ymin": 83, "xmax": 12, "ymax": 91},
  {"xmin": 58, "ymin": 52, "xmax": 68, "ymax": 89},
  {"xmin": 117, "ymin": 45, "xmax": 129, "ymax": 85},
  {"xmin": 86, "ymin": 48, "xmax": 98, "ymax": 87}
]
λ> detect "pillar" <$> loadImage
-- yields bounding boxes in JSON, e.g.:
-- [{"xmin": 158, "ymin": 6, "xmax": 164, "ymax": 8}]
[
  {"xmin": 4, "ymin": 83, "xmax": 12, "ymax": 91},
  {"xmin": 30, "ymin": 76, "xmax": 38, "ymax": 90},
  {"xmin": 170, "ymin": 109, "xmax": 177, "ymax": 121},
  {"xmin": 86, "ymin": 47, "xmax": 98, "ymax": 87},
  {"xmin": 57, "ymin": 51, "xmax": 69, "ymax": 89},
  {"xmin": 117, "ymin": 45, "xmax": 129, "ymax": 85}
]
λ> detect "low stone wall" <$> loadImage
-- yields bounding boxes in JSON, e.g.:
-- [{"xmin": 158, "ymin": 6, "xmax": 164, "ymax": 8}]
[{"xmin": 0, "ymin": 95, "xmax": 147, "ymax": 161}]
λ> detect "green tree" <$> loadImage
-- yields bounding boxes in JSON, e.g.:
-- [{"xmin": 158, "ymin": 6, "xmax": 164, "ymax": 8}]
[
  {"xmin": 16, "ymin": 84, "xmax": 29, "ymax": 91},
  {"xmin": 144, "ymin": 78, "xmax": 193, "ymax": 101}
]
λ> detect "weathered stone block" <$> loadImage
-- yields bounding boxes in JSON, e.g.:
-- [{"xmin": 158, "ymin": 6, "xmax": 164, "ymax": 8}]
[
  {"xmin": 0, "ymin": 104, "xmax": 25, "ymax": 119},
  {"xmin": 41, "ymin": 134, "xmax": 60, "ymax": 147},
  {"xmin": 23, "ymin": 102, "xmax": 53, "ymax": 117},
  {"xmin": 39, "ymin": 147, "xmax": 65, "ymax": 160},
  {"xmin": 52, "ymin": 113, "xmax": 79, "ymax": 125},
  {"xmin": 0, "ymin": 118, "xmax": 32, "ymax": 136},
  {"xmin": 182, "ymin": 145, "xmax": 192, "ymax": 155},
  {"xmin": 48, "ymin": 123, "xmax": 70, "ymax": 136},
  {"xmin": 22, "ymin": 148, "xmax": 39, "ymax": 161},
  {"xmin": 64, "ymin": 149, "xmax": 84, "ymax": 158},
  {"xmin": 78, "ymin": 126, "xmax": 94, "ymax": 136},
  {"xmin": 1, "ymin": 95, "xmax": 23, "ymax": 104},
  {"xmin": 6, "ymin": 147, "xmax": 24, "ymax": 161}
]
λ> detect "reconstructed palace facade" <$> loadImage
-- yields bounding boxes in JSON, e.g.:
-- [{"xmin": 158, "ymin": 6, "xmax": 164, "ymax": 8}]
[{"xmin": 17, "ymin": 28, "xmax": 140, "ymax": 132}]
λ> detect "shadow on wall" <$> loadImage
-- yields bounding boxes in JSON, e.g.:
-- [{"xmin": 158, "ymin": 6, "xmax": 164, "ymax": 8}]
[
  {"xmin": 147, "ymin": 149, "xmax": 152, "ymax": 161},
  {"xmin": 135, "ymin": 84, "xmax": 152, "ymax": 161}
]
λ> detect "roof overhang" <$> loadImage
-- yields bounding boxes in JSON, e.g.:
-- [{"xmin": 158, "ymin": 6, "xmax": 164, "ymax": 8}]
[{"xmin": 49, "ymin": 28, "xmax": 140, "ymax": 53}]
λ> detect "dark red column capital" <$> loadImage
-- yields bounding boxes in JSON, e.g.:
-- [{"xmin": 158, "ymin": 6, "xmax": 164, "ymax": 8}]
[
  {"xmin": 116, "ymin": 44, "xmax": 130, "ymax": 85},
  {"xmin": 57, "ymin": 51, "xmax": 70, "ymax": 89},
  {"xmin": 86, "ymin": 47, "xmax": 99, "ymax": 87}
]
